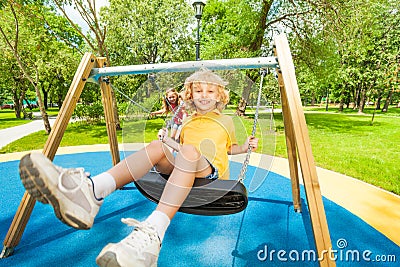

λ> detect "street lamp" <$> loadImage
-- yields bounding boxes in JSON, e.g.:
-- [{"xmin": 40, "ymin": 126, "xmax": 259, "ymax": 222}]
[{"xmin": 192, "ymin": 0, "xmax": 206, "ymax": 61}]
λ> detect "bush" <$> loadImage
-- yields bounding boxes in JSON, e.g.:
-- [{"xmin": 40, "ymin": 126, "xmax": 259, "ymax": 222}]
[{"xmin": 73, "ymin": 102, "xmax": 104, "ymax": 122}]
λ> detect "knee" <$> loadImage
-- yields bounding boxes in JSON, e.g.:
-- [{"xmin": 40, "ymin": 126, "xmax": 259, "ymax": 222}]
[
  {"xmin": 179, "ymin": 144, "xmax": 201, "ymax": 161},
  {"xmin": 148, "ymin": 140, "xmax": 165, "ymax": 153},
  {"xmin": 149, "ymin": 140, "xmax": 163, "ymax": 148}
]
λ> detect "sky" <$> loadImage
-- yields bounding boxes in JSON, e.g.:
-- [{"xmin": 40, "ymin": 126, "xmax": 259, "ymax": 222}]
[
  {"xmin": 63, "ymin": 0, "xmax": 109, "ymax": 33},
  {"xmin": 63, "ymin": 1, "xmax": 203, "ymax": 34}
]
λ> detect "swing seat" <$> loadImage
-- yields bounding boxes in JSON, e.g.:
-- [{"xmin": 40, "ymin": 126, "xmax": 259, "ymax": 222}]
[{"xmin": 134, "ymin": 171, "xmax": 248, "ymax": 216}]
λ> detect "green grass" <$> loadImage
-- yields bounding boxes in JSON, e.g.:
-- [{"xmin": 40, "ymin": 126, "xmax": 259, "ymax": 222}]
[
  {"xmin": 0, "ymin": 108, "xmax": 60, "ymax": 130},
  {"xmin": 1, "ymin": 107, "xmax": 399, "ymax": 195},
  {"xmin": 0, "ymin": 121, "xmax": 121, "ymax": 153},
  {"xmin": 0, "ymin": 110, "xmax": 31, "ymax": 129},
  {"xmin": 272, "ymin": 110, "xmax": 400, "ymax": 195},
  {"xmin": 304, "ymin": 105, "xmax": 400, "ymax": 117},
  {"xmin": 39, "ymin": 107, "xmax": 60, "ymax": 117}
]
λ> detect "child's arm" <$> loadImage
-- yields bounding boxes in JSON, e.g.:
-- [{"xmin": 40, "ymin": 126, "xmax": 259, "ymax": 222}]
[
  {"xmin": 163, "ymin": 136, "xmax": 181, "ymax": 151},
  {"xmin": 150, "ymin": 108, "xmax": 167, "ymax": 116},
  {"xmin": 228, "ymin": 136, "xmax": 258, "ymax": 155},
  {"xmin": 158, "ymin": 128, "xmax": 181, "ymax": 151}
]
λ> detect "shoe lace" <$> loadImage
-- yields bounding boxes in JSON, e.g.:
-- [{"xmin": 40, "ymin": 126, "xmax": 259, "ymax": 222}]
[
  {"xmin": 57, "ymin": 167, "xmax": 86, "ymax": 194},
  {"xmin": 121, "ymin": 218, "xmax": 160, "ymax": 258}
]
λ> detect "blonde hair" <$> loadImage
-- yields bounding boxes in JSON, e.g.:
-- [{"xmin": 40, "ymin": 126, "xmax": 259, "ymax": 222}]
[
  {"xmin": 162, "ymin": 88, "xmax": 181, "ymax": 114},
  {"xmin": 183, "ymin": 68, "xmax": 229, "ymax": 112}
]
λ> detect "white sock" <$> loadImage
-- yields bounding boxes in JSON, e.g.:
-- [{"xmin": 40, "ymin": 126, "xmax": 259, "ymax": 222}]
[
  {"xmin": 90, "ymin": 172, "xmax": 116, "ymax": 200},
  {"xmin": 145, "ymin": 211, "xmax": 170, "ymax": 242}
]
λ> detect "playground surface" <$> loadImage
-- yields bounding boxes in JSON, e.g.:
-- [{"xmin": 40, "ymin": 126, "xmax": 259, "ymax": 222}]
[{"xmin": 0, "ymin": 145, "xmax": 399, "ymax": 266}]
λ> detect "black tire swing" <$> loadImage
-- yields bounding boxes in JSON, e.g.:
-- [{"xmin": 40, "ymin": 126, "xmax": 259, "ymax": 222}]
[{"xmin": 133, "ymin": 69, "xmax": 269, "ymax": 216}]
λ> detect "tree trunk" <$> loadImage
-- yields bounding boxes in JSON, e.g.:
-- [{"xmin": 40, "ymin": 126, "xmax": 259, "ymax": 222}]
[
  {"xmin": 382, "ymin": 88, "xmax": 393, "ymax": 112},
  {"xmin": 42, "ymin": 87, "xmax": 48, "ymax": 110},
  {"xmin": 249, "ymin": 0, "xmax": 274, "ymax": 51},
  {"xmin": 41, "ymin": 83, "xmax": 51, "ymax": 110},
  {"xmin": 358, "ymin": 87, "xmax": 366, "ymax": 113},
  {"xmin": 338, "ymin": 90, "xmax": 345, "ymax": 112},
  {"xmin": 345, "ymin": 97, "xmax": 350, "ymax": 108},
  {"xmin": 15, "ymin": 61, "xmax": 51, "ymax": 133},
  {"xmin": 12, "ymin": 82, "xmax": 26, "ymax": 119},
  {"xmin": 111, "ymin": 88, "xmax": 122, "ymax": 130},
  {"xmin": 353, "ymin": 88, "xmax": 360, "ymax": 110},
  {"xmin": 371, "ymin": 104, "xmax": 377, "ymax": 125},
  {"xmin": 13, "ymin": 93, "xmax": 22, "ymax": 119},
  {"xmin": 58, "ymin": 94, "xmax": 63, "ymax": 109},
  {"xmin": 236, "ymin": 0, "xmax": 273, "ymax": 114},
  {"xmin": 376, "ymin": 94, "xmax": 382, "ymax": 110},
  {"xmin": 33, "ymin": 84, "xmax": 51, "ymax": 133},
  {"xmin": 311, "ymin": 91, "xmax": 316, "ymax": 106},
  {"xmin": 235, "ymin": 78, "xmax": 253, "ymax": 116},
  {"xmin": 325, "ymin": 88, "xmax": 329, "ymax": 111}
]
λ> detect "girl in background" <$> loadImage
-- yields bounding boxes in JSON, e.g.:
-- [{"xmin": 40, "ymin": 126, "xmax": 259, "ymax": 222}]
[{"xmin": 151, "ymin": 88, "xmax": 186, "ymax": 141}]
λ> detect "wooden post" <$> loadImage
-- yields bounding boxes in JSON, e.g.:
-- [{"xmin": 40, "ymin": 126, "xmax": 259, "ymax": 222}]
[
  {"xmin": 96, "ymin": 57, "xmax": 120, "ymax": 165},
  {"xmin": 277, "ymin": 68, "xmax": 302, "ymax": 212},
  {"xmin": 274, "ymin": 34, "xmax": 336, "ymax": 267},
  {"xmin": 1, "ymin": 53, "xmax": 96, "ymax": 258}
]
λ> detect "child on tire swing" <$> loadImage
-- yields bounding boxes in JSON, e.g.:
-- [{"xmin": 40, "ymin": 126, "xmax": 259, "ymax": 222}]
[
  {"xmin": 150, "ymin": 87, "xmax": 187, "ymax": 141},
  {"xmin": 19, "ymin": 67, "xmax": 258, "ymax": 267}
]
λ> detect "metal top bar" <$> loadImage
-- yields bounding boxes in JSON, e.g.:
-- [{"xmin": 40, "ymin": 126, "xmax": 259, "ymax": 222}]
[{"xmin": 89, "ymin": 57, "xmax": 278, "ymax": 81}]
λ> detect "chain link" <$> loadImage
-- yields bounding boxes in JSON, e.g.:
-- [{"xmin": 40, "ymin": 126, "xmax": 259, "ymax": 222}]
[{"xmin": 238, "ymin": 68, "xmax": 269, "ymax": 183}]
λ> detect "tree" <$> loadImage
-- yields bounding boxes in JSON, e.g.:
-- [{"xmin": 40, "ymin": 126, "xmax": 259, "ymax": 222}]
[
  {"xmin": 51, "ymin": 0, "xmax": 122, "ymax": 129},
  {"xmin": 37, "ymin": 7, "xmax": 84, "ymax": 110},
  {"xmin": 0, "ymin": 54, "xmax": 30, "ymax": 118},
  {"xmin": 290, "ymin": 0, "xmax": 400, "ymax": 113},
  {"xmin": 201, "ymin": 0, "xmax": 314, "ymax": 115},
  {"xmin": 103, "ymin": 0, "xmax": 193, "ymax": 65},
  {"xmin": 0, "ymin": 1, "xmax": 51, "ymax": 132},
  {"xmin": 101, "ymin": 0, "xmax": 193, "ymax": 104}
]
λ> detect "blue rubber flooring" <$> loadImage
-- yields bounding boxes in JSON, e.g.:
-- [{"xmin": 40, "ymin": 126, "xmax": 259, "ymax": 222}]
[{"xmin": 0, "ymin": 151, "xmax": 399, "ymax": 266}]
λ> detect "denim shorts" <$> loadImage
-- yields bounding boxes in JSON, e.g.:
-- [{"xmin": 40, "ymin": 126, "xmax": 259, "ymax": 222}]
[
  {"xmin": 157, "ymin": 161, "xmax": 218, "ymax": 180},
  {"xmin": 171, "ymin": 123, "xmax": 181, "ymax": 130},
  {"xmin": 170, "ymin": 151, "xmax": 219, "ymax": 180},
  {"xmin": 202, "ymin": 159, "xmax": 219, "ymax": 180}
]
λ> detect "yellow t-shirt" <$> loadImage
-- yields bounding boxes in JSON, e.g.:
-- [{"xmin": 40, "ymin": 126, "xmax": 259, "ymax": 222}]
[{"xmin": 179, "ymin": 110, "xmax": 237, "ymax": 180}]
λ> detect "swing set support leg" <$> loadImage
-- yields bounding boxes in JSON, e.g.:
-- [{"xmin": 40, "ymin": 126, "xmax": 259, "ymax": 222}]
[
  {"xmin": 278, "ymin": 71, "xmax": 302, "ymax": 213},
  {"xmin": 1, "ymin": 53, "xmax": 120, "ymax": 258},
  {"xmin": 274, "ymin": 34, "xmax": 336, "ymax": 267}
]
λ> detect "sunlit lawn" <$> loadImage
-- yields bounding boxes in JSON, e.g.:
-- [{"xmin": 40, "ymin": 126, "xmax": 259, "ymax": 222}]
[
  {"xmin": 0, "ymin": 108, "xmax": 60, "ymax": 130},
  {"xmin": 272, "ymin": 108, "xmax": 400, "ymax": 195},
  {"xmin": 0, "ymin": 110, "xmax": 30, "ymax": 129}
]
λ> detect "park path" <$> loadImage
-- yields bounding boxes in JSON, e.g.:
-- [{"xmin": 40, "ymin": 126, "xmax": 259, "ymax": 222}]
[{"xmin": 0, "ymin": 114, "xmax": 56, "ymax": 149}]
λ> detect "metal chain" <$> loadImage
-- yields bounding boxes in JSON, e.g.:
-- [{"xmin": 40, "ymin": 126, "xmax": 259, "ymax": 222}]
[
  {"xmin": 237, "ymin": 68, "xmax": 269, "ymax": 183},
  {"xmin": 102, "ymin": 74, "xmax": 267, "ymax": 184},
  {"xmin": 104, "ymin": 77, "xmax": 184, "ymax": 134},
  {"xmin": 102, "ymin": 78, "xmax": 151, "ymax": 113}
]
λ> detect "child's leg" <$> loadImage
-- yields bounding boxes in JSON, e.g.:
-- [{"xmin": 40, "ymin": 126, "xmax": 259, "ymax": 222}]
[
  {"xmin": 96, "ymin": 144, "xmax": 212, "ymax": 267},
  {"xmin": 170, "ymin": 127, "xmax": 178, "ymax": 140},
  {"xmin": 91, "ymin": 140, "xmax": 174, "ymax": 199},
  {"xmin": 156, "ymin": 144, "xmax": 212, "ymax": 218},
  {"xmin": 105, "ymin": 140, "xmax": 174, "ymax": 188},
  {"xmin": 18, "ymin": 140, "xmax": 174, "ymax": 230},
  {"xmin": 174, "ymin": 124, "xmax": 183, "ymax": 142}
]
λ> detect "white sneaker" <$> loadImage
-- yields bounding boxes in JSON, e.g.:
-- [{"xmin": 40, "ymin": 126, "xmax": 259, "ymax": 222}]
[
  {"xmin": 19, "ymin": 152, "xmax": 102, "ymax": 230},
  {"xmin": 96, "ymin": 218, "xmax": 161, "ymax": 267}
]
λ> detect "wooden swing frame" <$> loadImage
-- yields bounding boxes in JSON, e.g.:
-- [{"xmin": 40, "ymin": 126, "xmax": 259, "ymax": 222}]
[{"xmin": 1, "ymin": 34, "xmax": 335, "ymax": 267}]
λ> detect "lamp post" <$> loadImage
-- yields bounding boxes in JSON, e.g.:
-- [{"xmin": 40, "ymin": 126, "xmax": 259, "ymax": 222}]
[{"xmin": 192, "ymin": 0, "xmax": 206, "ymax": 61}]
